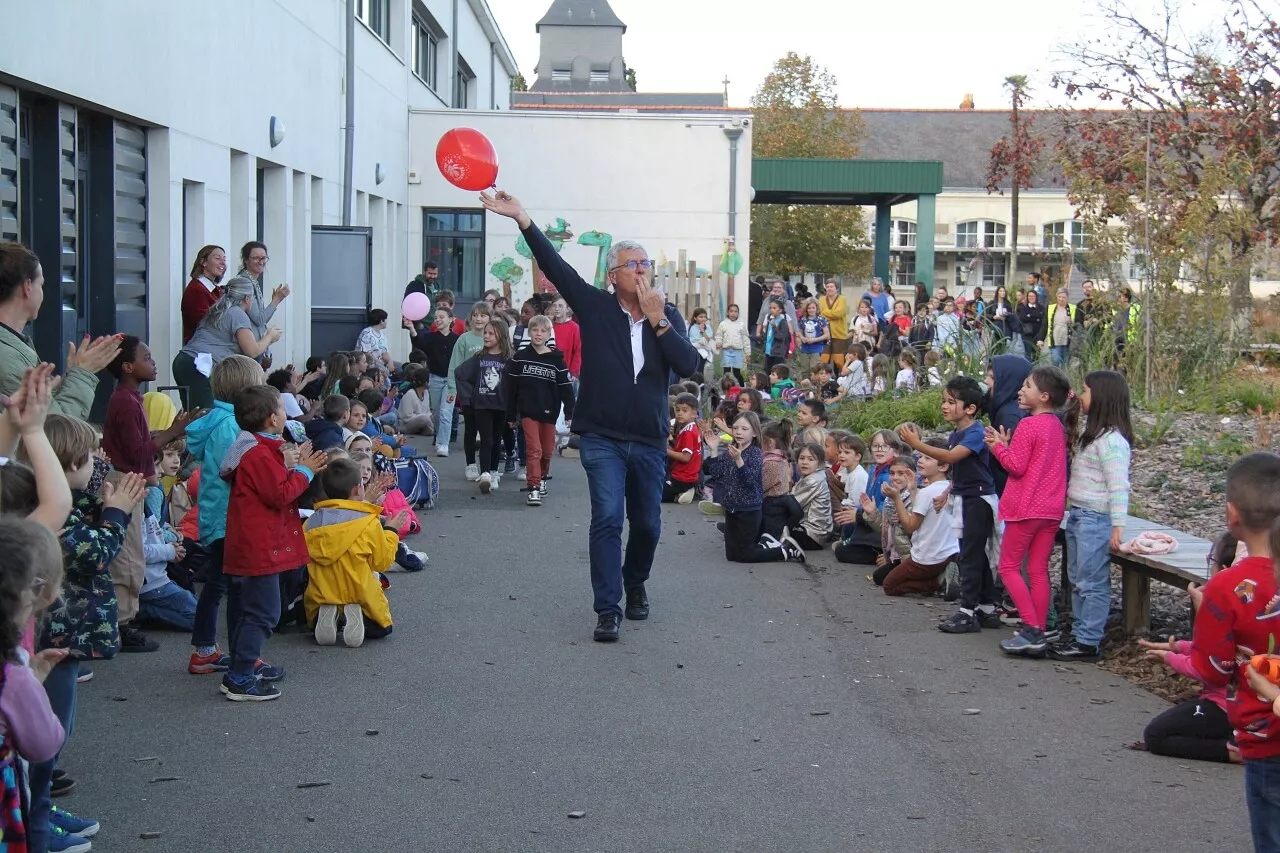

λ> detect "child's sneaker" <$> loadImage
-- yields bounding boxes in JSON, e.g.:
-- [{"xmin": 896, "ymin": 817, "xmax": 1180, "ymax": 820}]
[
  {"xmin": 435, "ymin": 445, "xmax": 449, "ymax": 457},
  {"xmin": 504, "ymin": 456, "xmax": 517, "ymax": 474},
  {"xmin": 1000, "ymin": 626, "xmax": 1048, "ymax": 657},
  {"xmin": 698, "ymin": 500, "xmax": 723, "ymax": 516},
  {"xmin": 315, "ymin": 604, "xmax": 338, "ymax": 646},
  {"xmin": 188, "ymin": 648, "xmax": 230, "ymax": 675},
  {"xmin": 48, "ymin": 825, "xmax": 92, "ymax": 853},
  {"xmin": 478, "ymin": 472, "xmax": 492, "ymax": 493},
  {"xmin": 464, "ymin": 464, "xmax": 480, "ymax": 481},
  {"xmin": 221, "ymin": 672, "xmax": 280, "ymax": 702},
  {"xmin": 539, "ymin": 480, "xmax": 548, "ymax": 497},
  {"xmin": 526, "ymin": 489, "xmax": 542, "ymax": 507},
  {"xmin": 395, "ymin": 546, "xmax": 427, "ymax": 572},
  {"xmin": 490, "ymin": 472, "xmax": 501, "ymax": 491},
  {"xmin": 253, "ymin": 660, "xmax": 286, "ymax": 682},
  {"xmin": 975, "ymin": 608, "xmax": 1004, "ymax": 629},
  {"xmin": 342, "ymin": 603, "xmax": 365, "ymax": 648},
  {"xmin": 76, "ymin": 665, "xmax": 93, "ymax": 683},
  {"xmin": 938, "ymin": 610, "xmax": 980, "ymax": 634},
  {"xmin": 677, "ymin": 488, "xmax": 696, "ymax": 505},
  {"xmin": 50, "ymin": 806, "xmax": 99, "ymax": 838}
]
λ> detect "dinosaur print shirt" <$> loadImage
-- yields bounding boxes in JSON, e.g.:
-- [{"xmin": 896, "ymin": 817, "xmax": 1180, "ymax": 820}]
[{"xmin": 1192, "ymin": 556, "xmax": 1280, "ymax": 759}]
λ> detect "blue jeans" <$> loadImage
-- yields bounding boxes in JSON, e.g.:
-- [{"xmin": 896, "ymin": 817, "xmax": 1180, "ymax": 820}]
[
  {"xmin": 1247, "ymin": 755, "xmax": 1280, "ymax": 853},
  {"xmin": 227, "ymin": 574, "xmax": 281, "ymax": 677},
  {"xmin": 1050, "ymin": 345, "xmax": 1069, "ymax": 367},
  {"xmin": 1066, "ymin": 507, "xmax": 1112, "ymax": 646},
  {"xmin": 191, "ymin": 539, "xmax": 239, "ymax": 649},
  {"xmin": 427, "ymin": 374, "xmax": 455, "ymax": 447},
  {"xmin": 578, "ymin": 434, "xmax": 665, "ymax": 616},
  {"xmin": 29, "ymin": 657, "xmax": 80, "ymax": 853},
  {"xmin": 139, "ymin": 581, "xmax": 198, "ymax": 631}
]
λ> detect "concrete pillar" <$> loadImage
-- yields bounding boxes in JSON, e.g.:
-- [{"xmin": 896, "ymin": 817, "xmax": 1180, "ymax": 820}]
[
  {"xmin": 229, "ymin": 152, "xmax": 256, "ymax": 255},
  {"xmin": 261, "ymin": 165, "xmax": 293, "ymax": 363},
  {"xmin": 874, "ymin": 203, "xmax": 892, "ymax": 285},
  {"xmin": 916, "ymin": 193, "xmax": 936, "ymax": 291},
  {"xmin": 291, "ymin": 170, "xmax": 312, "ymax": 364}
]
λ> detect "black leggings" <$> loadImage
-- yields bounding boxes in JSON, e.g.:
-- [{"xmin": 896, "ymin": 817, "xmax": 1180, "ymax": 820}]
[
  {"xmin": 762, "ymin": 495, "xmax": 802, "ymax": 540},
  {"xmin": 724, "ymin": 510, "xmax": 785, "ymax": 563},
  {"xmin": 474, "ymin": 408, "xmax": 508, "ymax": 474},
  {"xmin": 1144, "ymin": 697, "xmax": 1233, "ymax": 763},
  {"xmin": 463, "ymin": 406, "xmax": 479, "ymax": 465}
]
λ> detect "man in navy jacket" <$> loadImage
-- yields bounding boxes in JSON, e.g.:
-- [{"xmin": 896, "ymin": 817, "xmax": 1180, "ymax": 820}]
[{"xmin": 481, "ymin": 190, "xmax": 700, "ymax": 642}]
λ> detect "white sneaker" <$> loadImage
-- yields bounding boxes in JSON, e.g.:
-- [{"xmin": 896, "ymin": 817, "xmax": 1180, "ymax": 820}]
[
  {"xmin": 491, "ymin": 472, "xmax": 501, "ymax": 491},
  {"xmin": 465, "ymin": 464, "xmax": 480, "ymax": 481},
  {"xmin": 478, "ymin": 472, "xmax": 492, "ymax": 493},
  {"xmin": 435, "ymin": 446, "xmax": 449, "ymax": 458},
  {"xmin": 315, "ymin": 604, "xmax": 338, "ymax": 646},
  {"xmin": 341, "ymin": 603, "xmax": 365, "ymax": 648},
  {"xmin": 409, "ymin": 549, "xmax": 429, "ymax": 564},
  {"xmin": 677, "ymin": 488, "xmax": 695, "ymax": 505},
  {"xmin": 538, "ymin": 481, "xmax": 548, "ymax": 497},
  {"xmin": 526, "ymin": 489, "xmax": 542, "ymax": 507},
  {"xmin": 516, "ymin": 465, "xmax": 526, "ymax": 480}
]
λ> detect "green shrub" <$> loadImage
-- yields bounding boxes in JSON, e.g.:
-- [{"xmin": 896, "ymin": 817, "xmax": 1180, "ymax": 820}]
[{"xmin": 828, "ymin": 388, "xmax": 947, "ymax": 438}]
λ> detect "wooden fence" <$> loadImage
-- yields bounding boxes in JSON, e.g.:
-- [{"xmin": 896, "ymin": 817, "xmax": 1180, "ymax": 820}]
[{"xmin": 656, "ymin": 250, "xmax": 729, "ymax": 324}]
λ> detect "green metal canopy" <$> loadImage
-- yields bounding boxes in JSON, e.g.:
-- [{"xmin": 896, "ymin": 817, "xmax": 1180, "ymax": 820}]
[{"xmin": 749, "ymin": 158, "xmax": 945, "ymax": 288}]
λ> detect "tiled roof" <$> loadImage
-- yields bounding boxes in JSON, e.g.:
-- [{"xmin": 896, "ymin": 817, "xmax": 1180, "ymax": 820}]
[{"xmin": 511, "ymin": 91, "xmax": 727, "ymax": 109}]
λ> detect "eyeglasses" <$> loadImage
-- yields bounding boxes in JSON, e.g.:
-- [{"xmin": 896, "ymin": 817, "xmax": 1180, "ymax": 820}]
[
  {"xmin": 249, "ymin": 254, "xmax": 269, "ymax": 263},
  {"xmin": 610, "ymin": 260, "xmax": 655, "ymax": 272},
  {"xmin": 870, "ymin": 443, "xmax": 891, "ymax": 450}
]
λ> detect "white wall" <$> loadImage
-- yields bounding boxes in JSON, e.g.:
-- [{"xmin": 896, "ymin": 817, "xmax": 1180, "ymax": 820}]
[
  {"xmin": 407, "ymin": 109, "xmax": 752, "ymax": 311},
  {"xmin": 3, "ymin": 0, "xmax": 515, "ymax": 370}
]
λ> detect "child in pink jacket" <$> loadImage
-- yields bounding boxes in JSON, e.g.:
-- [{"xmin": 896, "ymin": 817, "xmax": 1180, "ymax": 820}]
[
  {"xmin": 361, "ymin": 452, "xmax": 427, "ymax": 573},
  {"xmin": 985, "ymin": 365, "xmax": 1070, "ymax": 657}
]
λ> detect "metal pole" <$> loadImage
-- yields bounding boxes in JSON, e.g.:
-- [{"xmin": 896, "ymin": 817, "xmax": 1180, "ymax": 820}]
[
  {"xmin": 342, "ymin": 0, "xmax": 356, "ymax": 226},
  {"xmin": 724, "ymin": 126, "xmax": 742, "ymax": 239}
]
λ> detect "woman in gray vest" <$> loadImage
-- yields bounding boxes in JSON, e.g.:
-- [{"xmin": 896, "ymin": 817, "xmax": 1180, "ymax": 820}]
[
  {"xmin": 172, "ymin": 277, "xmax": 282, "ymax": 409},
  {"xmin": 236, "ymin": 241, "xmax": 290, "ymax": 368}
]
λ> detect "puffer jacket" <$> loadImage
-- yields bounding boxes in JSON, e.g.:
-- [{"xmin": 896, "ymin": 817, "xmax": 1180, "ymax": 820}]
[
  {"xmin": 185, "ymin": 400, "xmax": 240, "ymax": 546},
  {"xmin": 303, "ymin": 499, "xmax": 397, "ymax": 628},
  {"xmin": 791, "ymin": 470, "xmax": 833, "ymax": 542},
  {"xmin": 41, "ymin": 491, "xmax": 131, "ymax": 659}
]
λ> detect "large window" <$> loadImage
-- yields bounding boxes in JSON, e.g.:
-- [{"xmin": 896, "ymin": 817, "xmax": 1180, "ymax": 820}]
[
  {"xmin": 412, "ymin": 14, "xmax": 440, "ymax": 90},
  {"xmin": 892, "ymin": 219, "xmax": 917, "ymax": 249},
  {"xmin": 955, "ymin": 256, "xmax": 1007, "ymax": 288},
  {"xmin": 355, "ymin": 0, "xmax": 391, "ymax": 43},
  {"xmin": 955, "ymin": 220, "xmax": 1007, "ymax": 249},
  {"xmin": 891, "ymin": 253, "xmax": 916, "ymax": 288},
  {"xmin": 424, "ymin": 209, "xmax": 484, "ymax": 301},
  {"xmin": 1043, "ymin": 220, "xmax": 1089, "ymax": 250},
  {"xmin": 455, "ymin": 58, "xmax": 475, "ymax": 109}
]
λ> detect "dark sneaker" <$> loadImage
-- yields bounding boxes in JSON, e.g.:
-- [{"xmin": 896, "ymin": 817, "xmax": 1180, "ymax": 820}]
[
  {"xmin": 50, "ymin": 774, "xmax": 76, "ymax": 797},
  {"xmin": 593, "ymin": 612, "xmax": 621, "ymax": 642},
  {"xmin": 50, "ymin": 806, "xmax": 99, "ymax": 838},
  {"xmin": 526, "ymin": 490, "xmax": 542, "ymax": 507},
  {"xmin": 76, "ymin": 665, "xmax": 93, "ymax": 684},
  {"xmin": 253, "ymin": 660, "xmax": 286, "ymax": 682},
  {"xmin": 779, "ymin": 534, "xmax": 807, "ymax": 563},
  {"xmin": 1048, "ymin": 639, "xmax": 1101, "ymax": 662},
  {"xmin": 975, "ymin": 609, "xmax": 1004, "ymax": 629},
  {"xmin": 624, "ymin": 585, "xmax": 649, "ymax": 621},
  {"xmin": 938, "ymin": 610, "xmax": 981, "ymax": 634},
  {"xmin": 940, "ymin": 562, "xmax": 960, "ymax": 601},
  {"xmin": 221, "ymin": 673, "xmax": 281, "ymax": 702},
  {"xmin": 1042, "ymin": 626, "xmax": 1062, "ymax": 643},
  {"xmin": 716, "ymin": 521, "xmax": 725, "ymax": 533},
  {"xmin": 503, "ymin": 456, "xmax": 517, "ymax": 474},
  {"xmin": 1000, "ymin": 626, "xmax": 1048, "ymax": 658},
  {"xmin": 119, "ymin": 624, "xmax": 159, "ymax": 653},
  {"xmin": 396, "ymin": 547, "xmax": 427, "ymax": 572}
]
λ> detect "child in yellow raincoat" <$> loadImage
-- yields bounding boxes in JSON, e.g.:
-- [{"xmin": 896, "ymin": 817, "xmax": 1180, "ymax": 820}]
[{"xmin": 302, "ymin": 457, "xmax": 405, "ymax": 647}]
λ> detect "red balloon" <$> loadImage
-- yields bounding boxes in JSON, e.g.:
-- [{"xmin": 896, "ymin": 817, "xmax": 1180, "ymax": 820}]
[{"xmin": 435, "ymin": 128, "xmax": 499, "ymax": 191}]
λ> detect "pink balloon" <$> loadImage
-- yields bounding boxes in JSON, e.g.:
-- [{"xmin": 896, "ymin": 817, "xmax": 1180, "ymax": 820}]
[{"xmin": 402, "ymin": 292, "xmax": 431, "ymax": 322}]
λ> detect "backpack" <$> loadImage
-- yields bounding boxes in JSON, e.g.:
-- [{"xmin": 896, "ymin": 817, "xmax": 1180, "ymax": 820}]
[
  {"xmin": 0, "ymin": 665, "xmax": 30, "ymax": 852},
  {"xmin": 394, "ymin": 458, "xmax": 440, "ymax": 510}
]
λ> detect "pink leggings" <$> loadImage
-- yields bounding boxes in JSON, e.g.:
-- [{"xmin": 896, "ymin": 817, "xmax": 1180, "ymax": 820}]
[{"xmin": 997, "ymin": 517, "xmax": 1060, "ymax": 630}]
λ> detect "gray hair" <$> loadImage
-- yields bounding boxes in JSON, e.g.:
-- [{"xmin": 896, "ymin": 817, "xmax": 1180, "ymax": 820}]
[
  {"xmin": 606, "ymin": 240, "xmax": 647, "ymax": 272},
  {"xmin": 200, "ymin": 275, "xmax": 255, "ymax": 330}
]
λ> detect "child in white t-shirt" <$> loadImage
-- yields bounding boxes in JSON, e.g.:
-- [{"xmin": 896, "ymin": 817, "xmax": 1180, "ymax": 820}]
[{"xmin": 881, "ymin": 438, "xmax": 959, "ymax": 596}]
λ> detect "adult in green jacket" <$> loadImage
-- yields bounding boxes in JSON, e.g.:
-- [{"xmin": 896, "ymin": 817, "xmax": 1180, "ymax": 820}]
[{"xmin": 0, "ymin": 243, "xmax": 120, "ymax": 419}]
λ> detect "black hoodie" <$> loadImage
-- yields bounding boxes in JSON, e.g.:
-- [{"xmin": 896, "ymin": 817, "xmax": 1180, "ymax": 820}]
[{"xmin": 988, "ymin": 354, "xmax": 1033, "ymax": 495}]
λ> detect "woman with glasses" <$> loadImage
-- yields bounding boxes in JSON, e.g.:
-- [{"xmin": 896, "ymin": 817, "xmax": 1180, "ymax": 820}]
[{"xmin": 236, "ymin": 242, "xmax": 290, "ymax": 368}]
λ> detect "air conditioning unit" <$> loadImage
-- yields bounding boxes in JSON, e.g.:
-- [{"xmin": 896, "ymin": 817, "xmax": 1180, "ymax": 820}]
[{"xmin": 407, "ymin": 169, "xmax": 422, "ymax": 184}]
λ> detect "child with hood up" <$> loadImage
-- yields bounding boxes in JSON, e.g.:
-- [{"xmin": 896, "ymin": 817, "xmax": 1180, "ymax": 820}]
[{"xmin": 986, "ymin": 354, "xmax": 1033, "ymax": 496}]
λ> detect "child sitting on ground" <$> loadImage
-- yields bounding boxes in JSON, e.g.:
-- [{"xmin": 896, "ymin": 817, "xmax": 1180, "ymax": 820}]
[
  {"xmin": 304, "ymin": 395, "xmax": 350, "ymax": 451},
  {"xmin": 895, "ymin": 350, "xmax": 919, "ymax": 392},
  {"xmin": 219, "ymin": 385, "xmax": 328, "ymax": 701},
  {"xmin": 789, "ymin": 442, "xmax": 833, "ymax": 549},
  {"xmin": 879, "ymin": 438, "xmax": 959, "ymax": 596},
  {"xmin": 352, "ymin": 451, "xmax": 427, "ymax": 572},
  {"xmin": 768, "ymin": 364, "xmax": 796, "ymax": 400},
  {"xmin": 138, "ymin": 492, "xmax": 197, "ymax": 631},
  {"xmin": 303, "ymin": 457, "xmax": 402, "ymax": 648},
  {"xmin": 761, "ymin": 420, "xmax": 798, "ymax": 540},
  {"xmin": 397, "ymin": 366, "xmax": 434, "ymax": 435},
  {"xmin": 868, "ymin": 454, "xmax": 918, "ymax": 585},
  {"xmin": 663, "ymin": 393, "xmax": 702, "ymax": 504}
]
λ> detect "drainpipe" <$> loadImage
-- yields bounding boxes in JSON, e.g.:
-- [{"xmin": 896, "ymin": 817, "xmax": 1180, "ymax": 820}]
[
  {"xmin": 451, "ymin": 0, "xmax": 459, "ymax": 106},
  {"xmin": 342, "ymin": 0, "xmax": 355, "ymax": 226},
  {"xmin": 722, "ymin": 124, "xmax": 743, "ymax": 239},
  {"xmin": 490, "ymin": 42, "xmax": 497, "ymax": 108}
]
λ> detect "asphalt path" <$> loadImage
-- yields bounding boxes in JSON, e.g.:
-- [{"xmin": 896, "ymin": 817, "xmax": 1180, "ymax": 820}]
[{"xmin": 66, "ymin": 438, "xmax": 1250, "ymax": 852}]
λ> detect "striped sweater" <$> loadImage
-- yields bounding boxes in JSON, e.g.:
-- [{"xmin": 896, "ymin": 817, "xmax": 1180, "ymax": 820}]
[{"xmin": 1066, "ymin": 429, "xmax": 1131, "ymax": 525}]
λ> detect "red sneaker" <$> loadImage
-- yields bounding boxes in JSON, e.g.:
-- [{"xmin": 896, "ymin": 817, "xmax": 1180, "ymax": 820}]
[{"xmin": 189, "ymin": 649, "xmax": 230, "ymax": 674}]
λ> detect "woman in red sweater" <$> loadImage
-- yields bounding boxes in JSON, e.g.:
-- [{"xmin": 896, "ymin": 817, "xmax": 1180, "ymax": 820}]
[{"xmin": 181, "ymin": 245, "xmax": 227, "ymax": 343}]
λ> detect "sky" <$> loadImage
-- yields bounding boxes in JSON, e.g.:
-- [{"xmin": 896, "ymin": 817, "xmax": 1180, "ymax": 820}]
[
  {"xmin": 483, "ymin": 0, "xmax": 1102, "ymax": 109},
  {"xmin": 485, "ymin": 0, "xmax": 1233, "ymax": 110}
]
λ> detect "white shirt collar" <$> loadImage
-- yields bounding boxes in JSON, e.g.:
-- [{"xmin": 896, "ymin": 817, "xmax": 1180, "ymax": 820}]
[{"xmin": 198, "ymin": 276, "xmax": 218, "ymax": 293}]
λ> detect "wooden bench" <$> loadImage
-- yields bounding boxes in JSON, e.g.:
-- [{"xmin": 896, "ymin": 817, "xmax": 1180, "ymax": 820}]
[{"xmin": 1059, "ymin": 514, "xmax": 1211, "ymax": 635}]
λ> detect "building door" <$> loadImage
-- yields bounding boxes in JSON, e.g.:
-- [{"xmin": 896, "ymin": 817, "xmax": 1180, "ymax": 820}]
[{"xmin": 311, "ymin": 226, "xmax": 372, "ymax": 359}]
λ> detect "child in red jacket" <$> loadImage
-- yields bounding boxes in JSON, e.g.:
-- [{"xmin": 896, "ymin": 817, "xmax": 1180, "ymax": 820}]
[
  {"xmin": 220, "ymin": 386, "xmax": 328, "ymax": 701},
  {"xmin": 1190, "ymin": 451, "xmax": 1280, "ymax": 850}
]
